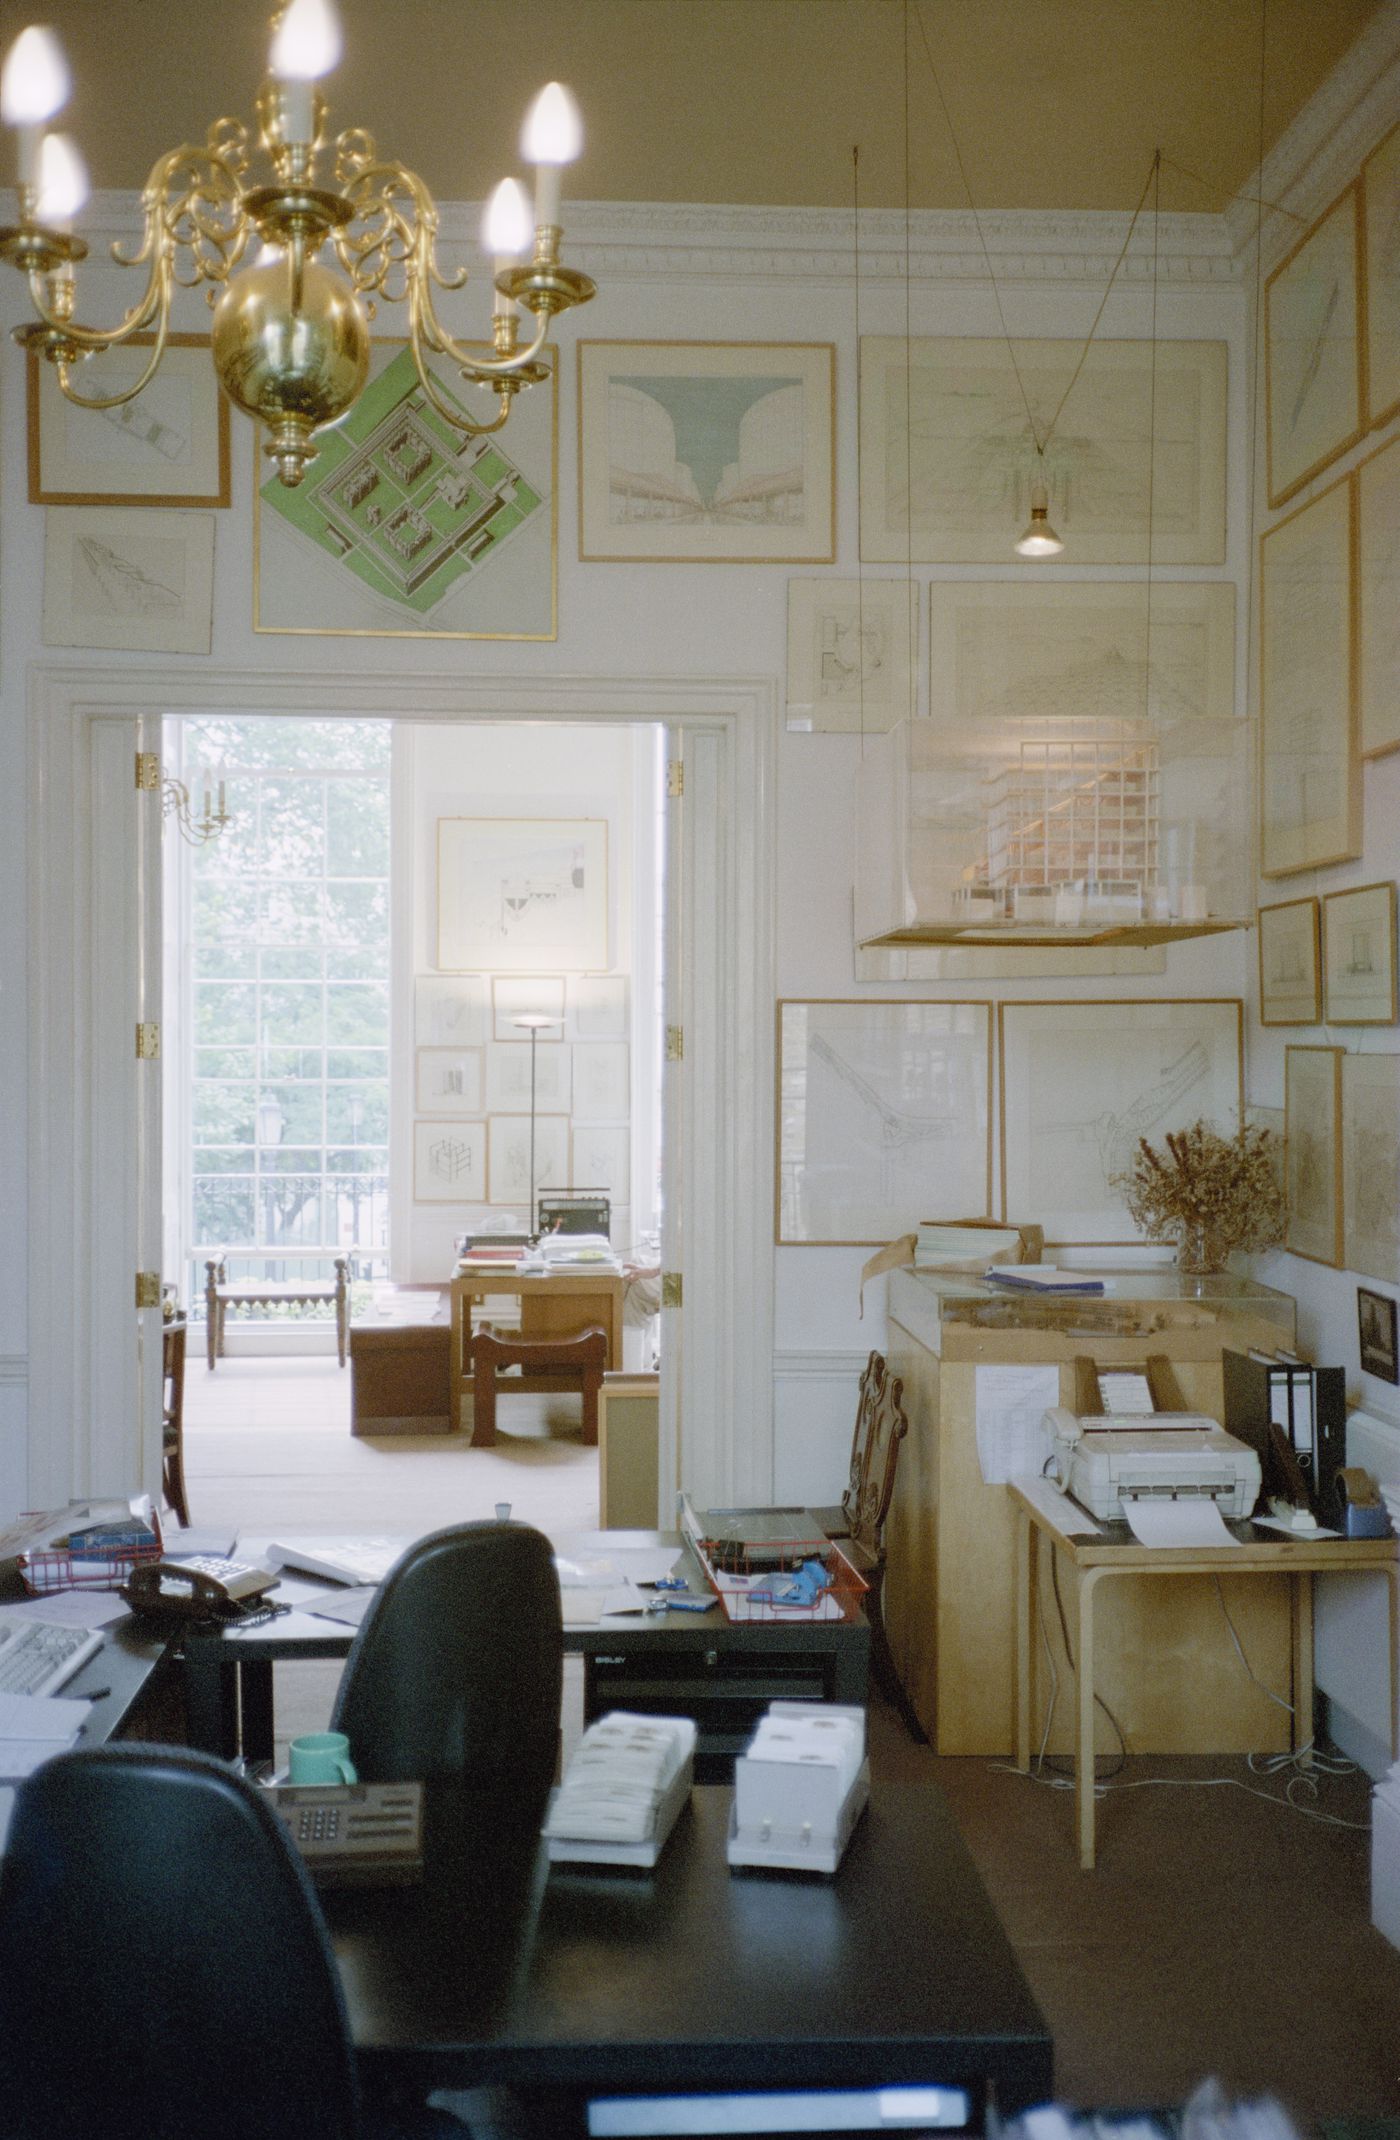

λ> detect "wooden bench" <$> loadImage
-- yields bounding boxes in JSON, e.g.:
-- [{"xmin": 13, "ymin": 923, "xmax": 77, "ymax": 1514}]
[{"xmin": 204, "ymin": 1255, "xmax": 352, "ymax": 1370}]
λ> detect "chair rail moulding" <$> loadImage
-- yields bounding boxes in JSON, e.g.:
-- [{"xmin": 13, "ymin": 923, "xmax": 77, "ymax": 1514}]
[{"xmin": 24, "ymin": 663, "xmax": 776, "ymax": 1515}]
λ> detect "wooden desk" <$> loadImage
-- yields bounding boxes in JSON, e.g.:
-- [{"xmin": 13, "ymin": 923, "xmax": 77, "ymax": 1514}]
[
  {"xmin": 1009, "ymin": 1478, "xmax": 1400, "ymax": 1869},
  {"xmin": 450, "ymin": 1270, "xmax": 626, "ymax": 1433}
]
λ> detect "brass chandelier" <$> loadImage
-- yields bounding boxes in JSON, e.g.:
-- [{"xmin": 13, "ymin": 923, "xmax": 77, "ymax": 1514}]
[{"xmin": 0, "ymin": 0, "xmax": 595, "ymax": 486}]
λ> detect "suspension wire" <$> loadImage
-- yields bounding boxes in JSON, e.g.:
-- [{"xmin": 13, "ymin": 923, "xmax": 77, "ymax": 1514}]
[
  {"xmin": 1145, "ymin": 151, "xmax": 1161, "ymax": 725},
  {"xmin": 853, "ymin": 142, "xmax": 867, "ymax": 754}
]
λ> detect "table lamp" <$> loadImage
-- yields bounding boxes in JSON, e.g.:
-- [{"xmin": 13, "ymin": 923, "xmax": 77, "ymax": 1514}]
[{"xmin": 512, "ymin": 1012, "xmax": 563, "ymax": 1237}]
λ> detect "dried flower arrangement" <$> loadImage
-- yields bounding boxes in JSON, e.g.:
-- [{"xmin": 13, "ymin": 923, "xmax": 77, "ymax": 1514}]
[{"xmin": 1110, "ymin": 1118, "xmax": 1286, "ymax": 1274}]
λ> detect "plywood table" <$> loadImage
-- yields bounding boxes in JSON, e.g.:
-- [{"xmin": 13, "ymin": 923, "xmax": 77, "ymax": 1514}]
[
  {"xmin": 449, "ymin": 1268, "xmax": 626, "ymax": 1434},
  {"xmin": 1009, "ymin": 1476, "xmax": 1400, "ymax": 1868}
]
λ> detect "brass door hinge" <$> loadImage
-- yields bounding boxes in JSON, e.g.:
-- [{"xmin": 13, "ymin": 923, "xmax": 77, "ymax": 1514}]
[
  {"xmin": 665, "ymin": 1025, "xmax": 684, "ymax": 1062},
  {"xmin": 661, "ymin": 1272, "xmax": 683, "ymax": 1310},
  {"xmin": 667, "ymin": 760, "xmax": 684, "ymax": 798},
  {"xmin": 135, "ymin": 1272, "xmax": 161, "ymax": 1311},
  {"xmin": 135, "ymin": 751, "xmax": 160, "ymax": 791},
  {"xmin": 136, "ymin": 1022, "xmax": 161, "ymax": 1060}
]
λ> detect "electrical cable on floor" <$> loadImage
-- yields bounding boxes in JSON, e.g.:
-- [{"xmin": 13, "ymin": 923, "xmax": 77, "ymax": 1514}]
[{"xmin": 1211, "ymin": 1572, "xmax": 1293, "ymax": 1715}]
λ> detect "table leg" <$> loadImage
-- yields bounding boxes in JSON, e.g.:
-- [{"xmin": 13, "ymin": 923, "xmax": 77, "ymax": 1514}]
[
  {"xmin": 1076, "ymin": 1567, "xmax": 1104, "ymax": 1871},
  {"xmin": 1290, "ymin": 1571, "xmax": 1315, "ymax": 1764},
  {"xmin": 239, "ymin": 1660, "xmax": 277, "ymax": 1769},
  {"xmin": 832, "ymin": 1622, "xmax": 872, "ymax": 1707},
  {"xmin": 1388, "ymin": 1566, "xmax": 1400, "ymax": 1762},
  {"xmin": 183, "ymin": 1645, "xmax": 240, "ymax": 1759},
  {"xmin": 1015, "ymin": 1508, "xmax": 1033, "ymax": 1772}
]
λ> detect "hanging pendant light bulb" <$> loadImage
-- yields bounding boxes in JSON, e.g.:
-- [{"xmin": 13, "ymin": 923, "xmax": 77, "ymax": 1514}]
[{"xmin": 1014, "ymin": 478, "xmax": 1064, "ymax": 559}]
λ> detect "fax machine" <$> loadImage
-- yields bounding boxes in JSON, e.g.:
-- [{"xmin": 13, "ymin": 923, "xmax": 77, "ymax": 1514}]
[{"xmin": 1044, "ymin": 1406, "xmax": 1262, "ymax": 1522}]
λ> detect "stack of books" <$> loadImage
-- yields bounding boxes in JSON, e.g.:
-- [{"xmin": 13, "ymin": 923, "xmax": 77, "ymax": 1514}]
[
  {"xmin": 456, "ymin": 1235, "xmax": 531, "ymax": 1276},
  {"xmin": 531, "ymin": 1233, "xmax": 622, "ymax": 1275}
]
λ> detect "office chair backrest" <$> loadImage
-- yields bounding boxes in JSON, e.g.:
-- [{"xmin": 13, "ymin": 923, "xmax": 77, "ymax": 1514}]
[
  {"xmin": 0, "ymin": 1744, "xmax": 361, "ymax": 2140},
  {"xmin": 332, "ymin": 1520, "xmax": 563, "ymax": 1818}
]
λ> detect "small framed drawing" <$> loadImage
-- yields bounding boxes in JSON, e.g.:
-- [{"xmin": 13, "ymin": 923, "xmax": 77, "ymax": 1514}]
[
  {"xmin": 42, "ymin": 508, "xmax": 215, "ymax": 655},
  {"xmin": 777, "ymin": 1000, "xmax": 992, "ymax": 1246},
  {"xmin": 487, "ymin": 1115, "xmax": 569, "ymax": 1207},
  {"xmin": 1258, "ymin": 476, "xmax": 1359, "ymax": 878},
  {"xmin": 414, "ymin": 975, "xmax": 488, "ymax": 1048},
  {"xmin": 1322, "ymin": 882, "xmax": 1398, "ymax": 1025},
  {"xmin": 785, "ymin": 579, "xmax": 917, "ymax": 732},
  {"xmin": 1284, "ymin": 1045, "xmax": 1344, "ymax": 1266},
  {"xmin": 1358, "ymin": 1287, "xmax": 1400, "ymax": 1384},
  {"xmin": 1257, "ymin": 898, "xmax": 1321, "ymax": 1026},
  {"xmin": 578, "ymin": 340, "xmax": 835, "ymax": 564},
  {"xmin": 439, "ymin": 819, "xmax": 608, "ymax": 973},
  {"xmin": 414, "ymin": 1121, "xmax": 486, "ymax": 1203},
  {"xmin": 492, "ymin": 975, "xmax": 566, "ymax": 1041},
  {"xmin": 1265, "ymin": 183, "xmax": 1364, "ymax": 508},
  {"xmin": 415, "ymin": 1048, "xmax": 483, "ymax": 1115},
  {"xmin": 28, "ymin": 335, "xmax": 231, "ymax": 507},
  {"xmin": 571, "ymin": 1042, "xmax": 629, "ymax": 1123},
  {"xmin": 572, "ymin": 1125, "xmax": 631, "ymax": 1205},
  {"xmin": 1342, "ymin": 1054, "xmax": 1400, "ymax": 1283},
  {"xmin": 1358, "ymin": 435, "xmax": 1400, "ymax": 760},
  {"xmin": 567, "ymin": 976, "xmax": 627, "ymax": 1041},
  {"xmin": 484, "ymin": 1041, "xmax": 572, "ymax": 1113},
  {"xmin": 1362, "ymin": 124, "xmax": 1400, "ymax": 431}
]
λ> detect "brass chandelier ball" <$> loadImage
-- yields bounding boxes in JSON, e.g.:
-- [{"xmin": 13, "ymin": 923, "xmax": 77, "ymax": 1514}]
[{"xmin": 211, "ymin": 253, "xmax": 370, "ymax": 486}]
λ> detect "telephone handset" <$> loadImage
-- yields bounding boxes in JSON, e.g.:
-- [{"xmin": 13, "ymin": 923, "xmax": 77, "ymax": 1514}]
[{"xmin": 122, "ymin": 1555, "xmax": 280, "ymax": 1622}]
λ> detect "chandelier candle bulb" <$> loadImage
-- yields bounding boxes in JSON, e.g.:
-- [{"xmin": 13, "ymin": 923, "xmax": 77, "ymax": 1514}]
[
  {"xmin": 34, "ymin": 130, "xmax": 85, "ymax": 228},
  {"xmin": 269, "ymin": 0, "xmax": 341, "ymax": 144},
  {"xmin": 485, "ymin": 178, "xmax": 531, "ymax": 319},
  {"xmin": 0, "ymin": 24, "xmax": 69, "ymax": 191},
  {"xmin": 522, "ymin": 82, "xmax": 582, "ymax": 233}
]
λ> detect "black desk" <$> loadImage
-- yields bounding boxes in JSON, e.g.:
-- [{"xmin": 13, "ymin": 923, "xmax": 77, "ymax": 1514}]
[{"xmin": 325, "ymin": 1782, "xmax": 1052, "ymax": 2122}]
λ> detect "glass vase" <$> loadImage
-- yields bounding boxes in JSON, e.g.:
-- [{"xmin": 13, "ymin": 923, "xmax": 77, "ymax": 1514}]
[{"xmin": 1176, "ymin": 1220, "xmax": 1228, "ymax": 1276}]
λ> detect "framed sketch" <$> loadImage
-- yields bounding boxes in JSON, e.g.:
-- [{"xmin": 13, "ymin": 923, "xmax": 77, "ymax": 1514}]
[
  {"xmin": 484, "ymin": 1040, "xmax": 572, "ymax": 1113},
  {"xmin": 487, "ymin": 1115, "xmax": 568, "ymax": 1207},
  {"xmin": 1343, "ymin": 1055, "xmax": 1400, "ymax": 1283},
  {"xmin": 1358, "ymin": 435, "xmax": 1400, "ymax": 759},
  {"xmin": 256, "ymin": 341, "xmax": 556, "ymax": 640},
  {"xmin": 1284, "ymin": 1045, "xmax": 1344, "ymax": 1266},
  {"xmin": 1257, "ymin": 899, "xmax": 1321, "ymax": 1027},
  {"xmin": 858, "ymin": 336, "xmax": 1227, "ymax": 566},
  {"xmin": 1358, "ymin": 1287, "xmax": 1400, "ymax": 1384},
  {"xmin": 927, "ymin": 580, "xmax": 1236, "ymax": 727},
  {"xmin": 567, "ymin": 976, "xmax": 627, "ymax": 1041},
  {"xmin": 438, "ymin": 819, "xmax": 608, "ymax": 973},
  {"xmin": 415, "ymin": 1047, "xmax": 483, "ymax": 1115},
  {"xmin": 777, "ymin": 1000, "xmax": 992, "ymax": 1246},
  {"xmin": 1259, "ymin": 476, "xmax": 1359, "ymax": 878},
  {"xmin": 785, "ymin": 579, "xmax": 917, "ymax": 733},
  {"xmin": 1265, "ymin": 185, "xmax": 1364, "ymax": 507},
  {"xmin": 1323, "ymin": 881, "xmax": 1399, "ymax": 1025},
  {"xmin": 571, "ymin": 1125, "xmax": 631, "ymax": 1205},
  {"xmin": 28, "ymin": 335, "xmax": 230, "ymax": 507},
  {"xmin": 999, "ymin": 998, "xmax": 1243, "ymax": 1247},
  {"xmin": 42, "ymin": 508, "xmax": 215, "ymax": 655},
  {"xmin": 1362, "ymin": 124, "xmax": 1400, "ymax": 431},
  {"xmin": 414, "ymin": 1120, "xmax": 486, "ymax": 1203},
  {"xmin": 578, "ymin": 340, "xmax": 835, "ymax": 564},
  {"xmin": 572, "ymin": 1042, "xmax": 630, "ymax": 1123},
  {"xmin": 414, "ymin": 975, "xmax": 488, "ymax": 1047},
  {"xmin": 492, "ymin": 975, "xmax": 566, "ymax": 1041}
]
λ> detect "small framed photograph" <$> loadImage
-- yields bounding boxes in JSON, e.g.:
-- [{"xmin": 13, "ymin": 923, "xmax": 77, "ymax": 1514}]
[
  {"xmin": 413, "ymin": 1120, "xmax": 486, "ymax": 1203},
  {"xmin": 440, "ymin": 819, "xmax": 608, "ymax": 973},
  {"xmin": 487, "ymin": 1114, "xmax": 569, "ymax": 1208},
  {"xmin": 1284, "ymin": 1045, "xmax": 1345, "ymax": 1266},
  {"xmin": 491, "ymin": 975, "xmax": 566, "ymax": 1042},
  {"xmin": 785, "ymin": 578, "xmax": 917, "ymax": 732},
  {"xmin": 414, "ymin": 976, "xmax": 488, "ymax": 1048},
  {"xmin": 1322, "ymin": 881, "xmax": 1398, "ymax": 1025},
  {"xmin": 42, "ymin": 507, "xmax": 216, "ymax": 656},
  {"xmin": 1265, "ymin": 183, "xmax": 1364, "ymax": 507},
  {"xmin": 28, "ymin": 334, "xmax": 231, "ymax": 507},
  {"xmin": 571, "ymin": 1042, "xmax": 630, "ymax": 1123},
  {"xmin": 567, "ymin": 975, "xmax": 628, "ymax": 1041},
  {"xmin": 1358, "ymin": 1287, "xmax": 1400, "ymax": 1385},
  {"xmin": 484, "ymin": 1040, "xmax": 572, "ymax": 1113},
  {"xmin": 415, "ymin": 1048, "xmax": 483, "ymax": 1115},
  {"xmin": 1257, "ymin": 898, "xmax": 1321, "ymax": 1026},
  {"xmin": 571, "ymin": 1125, "xmax": 631, "ymax": 1205}
]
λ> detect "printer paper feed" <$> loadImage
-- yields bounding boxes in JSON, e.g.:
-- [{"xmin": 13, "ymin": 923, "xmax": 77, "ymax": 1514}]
[
  {"xmin": 1123, "ymin": 1499, "xmax": 1241, "ymax": 1549},
  {"xmin": 975, "ymin": 1365, "xmax": 1060, "ymax": 1485}
]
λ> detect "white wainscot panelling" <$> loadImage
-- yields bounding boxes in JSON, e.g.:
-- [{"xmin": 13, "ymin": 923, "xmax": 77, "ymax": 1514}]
[
  {"xmin": 772, "ymin": 1351, "xmax": 870, "ymax": 1506},
  {"xmin": 1315, "ymin": 1409, "xmax": 1400, "ymax": 1778},
  {"xmin": 0, "ymin": 1357, "xmax": 29, "ymax": 1522}
]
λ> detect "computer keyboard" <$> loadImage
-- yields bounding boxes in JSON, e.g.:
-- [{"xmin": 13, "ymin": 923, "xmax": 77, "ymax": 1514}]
[{"xmin": 0, "ymin": 1617, "xmax": 104, "ymax": 1697}]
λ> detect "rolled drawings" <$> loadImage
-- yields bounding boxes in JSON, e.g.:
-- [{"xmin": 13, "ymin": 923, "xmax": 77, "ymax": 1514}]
[
  {"xmin": 567, "ymin": 976, "xmax": 628, "ymax": 1041},
  {"xmin": 999, "ymin": 999, "xmax": 1243, "ymax": 1246},
  {"xmin": 777, "ymin": 1000, "xmax": 991, "ymax": 1245},
  {"xmin": 484, "ymin": 1040, "xmax": 573, "ymax": 1112},
  {"xmin": 413, "ymin": 1120, "xmax": 486, "ymax": 1203},
  {"xmin": 1284, "ymin": 1045, "xmax": 1344, "ymax": 1266},
  {"xmin": 1343, "ymin": 1054, "xmax": 1400, "ymax": 1284},
  {"xmin": 1266, "ymin": 185, "xmax": 1364, "ymax": 507},
  {"xmin": 571, "ymin": 1125, "xmax": 631, "ymax": 1205},
  {"xmin": 786, "ymin": 579, "xmax": 918, "ymax": 732},
  {"xmin": 1323, "ymin": 882, "xmax": 1398, "ymax": 1025},
  {"xmin": 415, "ymin": 1048, "xmax": 484, "ymax": 1115},
  {"xmin": 1359, "ymin": 435, "xmax": 1400, "ymax": 759},
  {"xmin": 1257, "ymin": 899, "xmax": 1321, "ymax": 1027},
  {"xmin": 487, "ymin": 1115, "xmax": 568, "ymax": 1206},
  {"xmin": 1258, "ymin": 478, "xmax": 1359, "ymax": 877},
  {"xmin": 42, "ymin": 508, "xmax": 215, "ymax": 655},
  {"xmin": 858, "ymin": 336, "xmax": 1227, "ymax": 565},
  {"xmin": 1363, "ymin": 124, "xmax": 1400, "ymax": 429},
  {"xmin": 492, "ymin": 974, "xmax": 566, "ymax": 1041},
  {"xmin": 571, "ymin": 1042, "xmax": 630, "ymax": 1123},
  {"xmin": 438, "ymin": 819, "xmax": 608, "ymax": 973},
  {"xmin": 414, "ymin": 975, "xmax": 488, "ymax": 1047}
]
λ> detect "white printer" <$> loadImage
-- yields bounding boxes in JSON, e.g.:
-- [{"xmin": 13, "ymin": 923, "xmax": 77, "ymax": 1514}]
[{"xmin": 1044, "ymin": 1406, "xmax": 1262, "ymax": 1523}]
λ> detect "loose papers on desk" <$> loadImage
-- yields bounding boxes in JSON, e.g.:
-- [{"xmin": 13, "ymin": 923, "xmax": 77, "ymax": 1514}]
[
  {"xmin": 0, "ymin": 1690, "xmax": 88, "ymax": 1780},
  {"xmin": 975, "ymin": 1364, "xmax": 1060, "ymax": 1485}
]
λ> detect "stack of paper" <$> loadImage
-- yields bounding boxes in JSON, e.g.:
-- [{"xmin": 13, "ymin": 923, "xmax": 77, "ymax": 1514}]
[{"xmin": 544, "ymin": 1711, "xmax": 695, "ymax": 1865}]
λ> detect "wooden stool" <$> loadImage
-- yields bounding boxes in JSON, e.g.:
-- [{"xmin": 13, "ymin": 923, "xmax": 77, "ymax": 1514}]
[{"xmin": 468, "ymin": 1327, "xmax": 608, "ymax": 1449}]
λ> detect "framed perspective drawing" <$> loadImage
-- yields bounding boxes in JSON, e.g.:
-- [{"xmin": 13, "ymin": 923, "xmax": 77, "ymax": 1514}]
[
  {"xmin": 777, "ymin": 1000, "xmax": 992, "ymax": 1245},
  {"xmin": 1284, "ymin": 1045, "xmax": 1344, "ymax": 1266},
  {"xmin": 858, "ymin": 336, "xmax": 1227, "ymax": 565},
  {"xmin": 438, "ymin": 820, "xmax": 608, "ymax": 973},
  {"xmin": 1259, "ymin": 476, "xmax": 1359, "ymax": 877},
  {"xmin": 1359, "ymin": 435, "xmax": 1400, "ymax": 759},
  {"xmin": 42, "ymin": 508, "xmax": 215, "ymax": 655},
  {"xmin": 415, "ymin": 1048, "xmax": 483, "ymax": 1115},
  {"xmin": 414, "ymin": 1120, "xmax": 486, "ymax": 1203},
  {"xmin": 256, "ymin": 342, "xmax": 556, "ymax": 640},
  {"xmin": 1343, "ymin": 1054, "xmax": 1400, "ymax": 1284},
  {"xmin": 1257, "ymin": 898, "xmax": 1321, "ymax": 1027},
  {"xmin": 578, "ymin": 340, "xmax": 835, "ymax": 563},
  {"xmin": 927, "ymin": 580, "xmax": 1236, "ymax": 727},
  {"xmin": 999, "ymin": 998, "xmax": 1243, "ymax": 1247},
  {"xmin": 1362, "ymin": 124, "xmax": 1400, "ymax": 431},
  {"xmin": 488, "ymin": 1115, "xmax": 568, "ymax": 1207},
  {"xmin": 785, "ymin": 579, "xmax": 917, "ymax": 732},
  {"xmin": 28, "ymin": 335, "xmax": 230, "ymax": 507},
  {"xmin": 1323, "ymin": 881, "xmax": 1398, "ymax": 1025},
  {"xmin": 484, "ymin": 1041, "xmax": 572, "ymax": 1113},
  {"xmin": 1265, "ymin": 183, "xmax": 1364, "ymax": 507},
  {"xmin": 414, "ymin": 975, "xmax": 488, "ymax": 1047}
]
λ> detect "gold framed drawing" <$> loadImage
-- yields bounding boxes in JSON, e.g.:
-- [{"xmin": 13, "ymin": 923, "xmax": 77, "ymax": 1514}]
[
  {"xmin": 27, "ymin": 334, "xmax": 231, "ymax": 508},
  {"xmin": 1322, "ymin": 881, "xmax": 1399, "ymax": 1025},
  {"xmin": 1258, "ymin": 475, "xmax": 1360, "ymax": 878},
  {"xmin": 1284, "ymin": 1044, "xmax": 1344, "ymax": 1267},
  {"xmin": 415, "ymin": 1047, "xmax": 484, "ymax": 1116},
  {"xmin": 414, "ymin": 1120, "xmax": 487, "ymax": 1203},
  {"xmin": 1257, "ymin": 898, "xmax": 1321, "ymax": 1027},
  {"xmin": 785, "ymin": 579, "xmax": 918, "ymax": 733},
  {"xmin": 1358, "ymin": 434, "xmax": 1400, "ymax": 759},
  {"xmin": 578, "ymin": 340, "xmax": 835, "ymax": 564},
  {"xmin": 1362, "ymin": 123, "xmax": 1400, "ymax": 432},
  {"xmin": 42, "ymin": 507, "xmax": 215, "ymax": 655},
  {"xmin": 437, "ymin": 820, "xmax": 608, "ymax": 974},
  {"xmin": 1265, "ymin": 183, "xmax": 1364, "ymax": 508},
  {"xmin": 858, "ymin": 336, "xmax": 1227, "ymax": 566},
  {"xmin": 1343, "ymin": 1053, "xmax": 1400, "ymax": 1284}
]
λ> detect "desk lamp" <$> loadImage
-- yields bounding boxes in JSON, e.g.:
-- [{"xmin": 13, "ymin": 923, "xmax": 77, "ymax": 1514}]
[{"xmin": 512, "ymin": 1013, "xmax": 562, "ymax": 1238}]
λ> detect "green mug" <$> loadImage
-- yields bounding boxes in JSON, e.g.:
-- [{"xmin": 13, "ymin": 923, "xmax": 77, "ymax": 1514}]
[{"xmin": 288, "ymin": 1731, "xmax": 357, "ymax": 1786}]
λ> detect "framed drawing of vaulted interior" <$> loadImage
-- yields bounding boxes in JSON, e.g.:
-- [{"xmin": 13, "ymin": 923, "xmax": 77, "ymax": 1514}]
[
  {"xmin": 1362, "ymin": 123, "xmax": 1400, "ymax": 431},
  {"xmin": 1258, "ymin": 475, "xmax": 1359, "ymax": 877},
  {"xmin": 1257, "ymin": 897, "xmax": 1321, "ymax": 1027},
  {"xmin": 858, "ymin": 336, "xmax": 1227, "ymax": 566},
  {"xmin": 1322, "ymin": 881, "xmax": 1399, "ymax": 1025},
  {"xmin": 1284, "ymin": 1045, "xmax": 1345, "ymax": 1267},
  {"xmin": 1343, "ymin": 1054, "xmax": 1400, "ymax": 1284},
  {"xmin": 1358, "ymin": 434, "xmax": 1400, "ymax": 759},
  {"xmin": 1265, "ymin": 183, "xmax": 1364, "ymax": 507}
]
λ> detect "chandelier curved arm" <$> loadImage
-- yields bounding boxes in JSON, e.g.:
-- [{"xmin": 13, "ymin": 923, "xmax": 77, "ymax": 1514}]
[
  {"xmin": 52, "ymin": 290, "xmax": 173, "ymax": 407},
  {"xmin": 411, "ymin": 263, "xmax": 552, "ymax": 379},
  {"xmin": 405, "ymin": 312, "xmax": 515, "ymax": 439}
]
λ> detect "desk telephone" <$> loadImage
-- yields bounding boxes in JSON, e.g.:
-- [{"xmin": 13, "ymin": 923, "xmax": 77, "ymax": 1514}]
[
  {"xmin": 269, "ymin": 1782, "xmax": 425, "ymax": 1885},
  {"xmin": 121, "ymin": 1555, "xmax": 280, "ymax": 1621}
]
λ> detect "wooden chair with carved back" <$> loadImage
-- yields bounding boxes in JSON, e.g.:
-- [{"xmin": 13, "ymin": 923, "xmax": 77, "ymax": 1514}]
[
  {"xmin": 812, "ymin": 1349, "xmax": 887, "ymax": 1539},
  {"xmin": 845, "ymin": 1366, "xmax": 924, "ymax": 1741},
  {"xmin": 162, "ymin": 1315, "xmax": 191, "ymax": 1530}
]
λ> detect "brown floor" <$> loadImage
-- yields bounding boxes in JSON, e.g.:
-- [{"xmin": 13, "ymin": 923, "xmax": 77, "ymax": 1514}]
[{"xmin": 181, "ymin": 1358, "xmax": 1400, "ymax": 2128}]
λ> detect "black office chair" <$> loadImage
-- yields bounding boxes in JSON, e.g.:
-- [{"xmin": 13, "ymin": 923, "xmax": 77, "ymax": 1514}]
[
  {"xmin": 0, "ymin": 1743, "xmax": 361, "ymax": 2140},
  {"xmin": 331, "ymin": 1520, "xmax": 563, "ymax": 1821}
]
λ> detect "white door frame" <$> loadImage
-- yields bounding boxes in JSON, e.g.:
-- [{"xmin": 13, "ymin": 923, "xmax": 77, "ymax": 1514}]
[{"xmin": 26, "ymin": 663, "xmax": 777, "ymax": 1515}]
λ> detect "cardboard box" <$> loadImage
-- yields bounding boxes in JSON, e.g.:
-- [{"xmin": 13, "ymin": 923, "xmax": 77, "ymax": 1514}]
[{"xmin": 349, "ymin": 1322, "xmax": 452, "ymax": 1436}]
